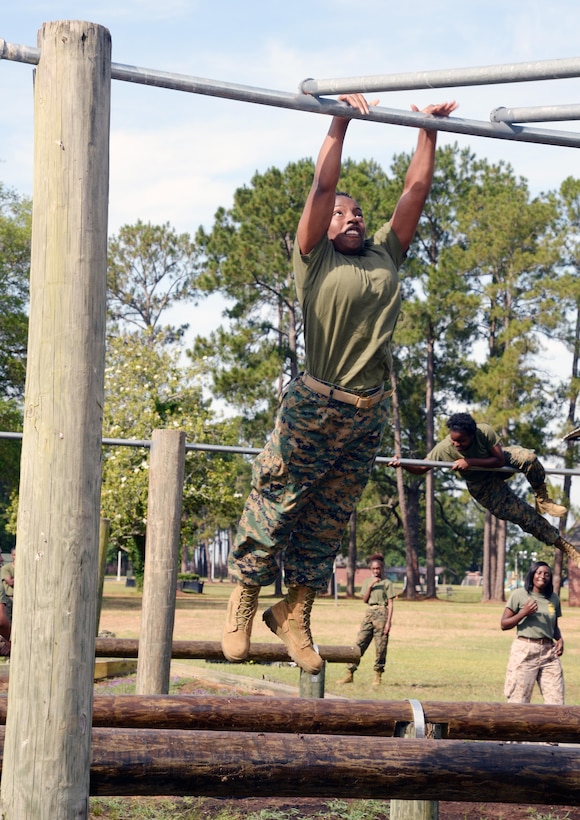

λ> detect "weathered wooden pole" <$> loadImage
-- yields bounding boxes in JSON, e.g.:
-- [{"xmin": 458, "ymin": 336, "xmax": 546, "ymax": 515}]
[
  {"xmin": 76, "ymin": 730, "xmax": 580, "ymax": 802},
  {"xmin": 96, "ymin": 517, "xmax": 111, "ymax": 635},
  {"xmin": 0, "ymin": 20, "xmax": 111, "ymax": 820},
  {"xmin": 390, "ymin": 700, "xmax": 440, "ymax": 820},
  {"xmin": 135, "ymin": 429, "xmax": 185, "ymax": 695}
]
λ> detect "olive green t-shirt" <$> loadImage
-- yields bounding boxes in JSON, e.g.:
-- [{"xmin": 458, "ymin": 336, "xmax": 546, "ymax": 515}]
[
  {"xmin": 426, "ymin": 423, "xmax": 499, "ymax": 484},
  {"xmin": 506, "ymin": 587, "xmax": 561, "ymax": 640},
  {"xmin": 293, "ymin": 222, "xmax": 403, "ymax": 391},
  {"xmin": 361, "ymin": 576, "xmax": 396, "ymax": 607}
]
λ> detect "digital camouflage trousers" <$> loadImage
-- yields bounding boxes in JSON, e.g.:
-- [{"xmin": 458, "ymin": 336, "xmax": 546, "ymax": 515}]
[
  {"xmin": 228, "ymin": 376, "xmax": 389, "ymax": 591},
  {"xmin": 347, "ymin": 606, "xmax": 390, "ymax": 673},
  {"xmin": 504, "ymin": 638, "xmax": 564, "ymax": 704},
  {"xmin": 466, "ymin": 445, "xmax": 559, "ymax": 546}
]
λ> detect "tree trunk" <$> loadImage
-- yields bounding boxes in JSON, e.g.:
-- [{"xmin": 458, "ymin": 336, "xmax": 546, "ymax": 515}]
[
  {"xmin": 481, "ymin": 510, "xmax": 492, "ymax": 602},
  {"xmin": 424, "ymin": 337, "xmax": 437, "ymax": 598},
  {"xmin": 345, "ymin": 510, "xmax": 357, "ymax": 598},
  {"xmin": 390, "ymin": 371, "xmax": 420, "ymax": 599}
]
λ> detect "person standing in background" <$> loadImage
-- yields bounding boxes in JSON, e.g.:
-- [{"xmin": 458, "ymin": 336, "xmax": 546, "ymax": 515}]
[
  {"xmin": 338, "ymin": 553, "xmax": 395, "ymax": 687},
  {"xmin": 501, "ymin": 560, "xmax": 564, "ymax": 704}
]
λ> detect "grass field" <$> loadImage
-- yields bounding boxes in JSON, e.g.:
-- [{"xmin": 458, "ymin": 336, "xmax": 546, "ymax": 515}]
[
  {"xmin": 98, "ymin": 576, "xmax": 580, "ymax": 704},
  {"xmin": 90, "ymin": 578, "xmax": 580, "ymax": 819}
]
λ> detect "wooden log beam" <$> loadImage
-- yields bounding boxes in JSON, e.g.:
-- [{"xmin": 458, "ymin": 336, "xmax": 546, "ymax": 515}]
[
  {"xmin": 62, "ymin": 729, "xmax": 580, "ymax": 802},
  {"xmin": 0, "ymin": 695, "xmax": 578, "ymax": 743},
  {"xmin": 94, "ymin": 638, "xmax": 360, "ymax": 664}
]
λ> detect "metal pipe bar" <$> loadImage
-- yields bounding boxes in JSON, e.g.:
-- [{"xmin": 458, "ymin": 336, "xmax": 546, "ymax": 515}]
[
  {"xmin": 2, "ymin": 39, "xmax": 580, "ymax": 148},
  {"xmin": 1, "ymin": 431, "xmax": 579, "ymax": 475},
  {"xmin": 0, "ymin": 38, "xmax": 39, "ymax": 64},
  {"xmin": 491, "ymin": 104, "xmax": 580, "ymax": 123},
  {"xmin": 299, "ymin": 56, "xmax": 580, "ymax": 96}
]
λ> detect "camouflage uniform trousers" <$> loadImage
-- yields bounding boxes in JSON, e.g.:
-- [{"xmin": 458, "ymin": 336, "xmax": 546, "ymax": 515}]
[
  {"xmin": 347, "ymin": 605, "xmax": 389, "ymax": 674},
  {"xmin": 504, "ymin": 637, "xmax": 564, "ymax": 703},
  {"xmin": 229, "ymin": 376, "xmax": 389, "ymax": 591},
  {"xmin": 466, "ymin": 445, "xmax": 559, "ymax": 546}
]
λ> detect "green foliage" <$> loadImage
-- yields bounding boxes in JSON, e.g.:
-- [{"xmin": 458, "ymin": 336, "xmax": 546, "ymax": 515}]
[
  {"xmin": 0, "ymin": 183, "xmax": 30, "ymax": 399},
  {"xmin": 0, "ymin": 183, "xmax": 31, "ymax": 551},
  {"xmin": 107, "ymin": 220, "xmax": 199, "ymax": 339},
  {"xmin": 101, "ymin": 331, "xmax": 247, "ymax": 581}
]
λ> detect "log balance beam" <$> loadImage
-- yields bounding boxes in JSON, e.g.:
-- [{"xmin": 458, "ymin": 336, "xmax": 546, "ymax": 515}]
[
  {"xmin": 0, "ymin": 695, "xmax": 575, "ymax": 742},
  {"xmin": 94, "ymin": 637, "xmax": 360, "ymax": 664},
  {"xmin": 0, "ymin": 727, "xmax": 576, "ymax": 803},
  {"xmin": 0, "ymin": 696, "xmax": 578, "ymax": 802}
]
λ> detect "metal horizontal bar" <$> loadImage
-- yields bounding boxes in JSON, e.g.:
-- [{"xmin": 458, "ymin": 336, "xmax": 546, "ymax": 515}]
[
  {"xmin": 491, "ymin": 104, "xmax": 580, "ymax": 123},
  {"xmin": 0, "ymin": 431, "xmax": 578, "ymax": 475},
  {"xmin": 299, "ymin": 56, "xmax": 580, "ymax": 96},
  {"xmin": 2, "ymin": 39, "xmax": 580, "ymax": 148},
  {"xmin": 0, "ymin": 38, "xmax": 39, "ymax": 64}
]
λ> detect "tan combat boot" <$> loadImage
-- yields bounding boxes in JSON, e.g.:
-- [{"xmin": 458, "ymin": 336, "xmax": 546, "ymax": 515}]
[
  {"xmin": 554, "ymin": 535, "xmax": 580, "ymax": 569},
  {"xmin": 337, "ymin": 669, "xmax": 354, "ymax": 684},
  {"xmin": 372, "ymin": 671, "xmax": 382, "ymax": 687},
  {"xmin": 535, "ymin": 484, "xmax": 567, "ymax": 518},
  {"xmin": 221, "ymin": 583, "xmax": 260, "ymax": 662},
  {"xmin": 262, "ymin": 586, "xmax": 323, "ymax": 675}
]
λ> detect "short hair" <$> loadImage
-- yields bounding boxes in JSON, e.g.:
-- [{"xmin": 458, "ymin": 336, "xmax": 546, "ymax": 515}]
[
  {"xmin": 524, "ymin": 561, "xmax": 553, "ymax": 597},
  {"xmin": 447, "ymin": 413, "xmax": 477, "ymax": 436},
  {"xmin": 368, "ymin": 553, "xmax": 385, "ymax": 564}
]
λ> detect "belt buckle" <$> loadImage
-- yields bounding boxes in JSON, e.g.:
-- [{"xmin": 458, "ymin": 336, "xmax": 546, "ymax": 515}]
[{"xmin": 356, "ymin": 395, "xmax": 373, "ymax": 410}]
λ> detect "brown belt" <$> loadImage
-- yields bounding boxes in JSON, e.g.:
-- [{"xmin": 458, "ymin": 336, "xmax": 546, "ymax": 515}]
[
  {"xmin": 302, "ymin": 373, "xmax": 385, "ymax": 410},
  {"xmin": 518, "ymin": 636, "xmax": 553, "ymax": 645}
]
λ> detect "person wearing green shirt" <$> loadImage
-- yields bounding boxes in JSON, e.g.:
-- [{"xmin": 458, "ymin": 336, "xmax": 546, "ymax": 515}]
[
  {"xmin": 338, "ymin": 554, "xmax": 395, "ymax": 687},
  {"xmin": 390, "ymin": 412, "xmax": 580, "ymax": 567},
  {"xmin": 501, "ymin": 561, "xmax": 564, "ymax": 704},
  {"xmin": 222, "ymin": 94, "xmax": 458, "ymax": 674}
]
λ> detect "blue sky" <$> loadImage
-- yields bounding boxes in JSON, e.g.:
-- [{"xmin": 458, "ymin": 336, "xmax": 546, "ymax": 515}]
[
  {"xmin": 4, "ymin": 2, "xmax": 580, "ymax": 347},
  {"xmin": 2, "ymin": 0, "xmax": 580, "ymax": 239}
]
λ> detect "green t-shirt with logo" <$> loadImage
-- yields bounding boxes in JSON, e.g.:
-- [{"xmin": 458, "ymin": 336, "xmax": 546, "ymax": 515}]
[{"xmin": 506, "ymin": 587, "xmax": 561, "ymax": 640}]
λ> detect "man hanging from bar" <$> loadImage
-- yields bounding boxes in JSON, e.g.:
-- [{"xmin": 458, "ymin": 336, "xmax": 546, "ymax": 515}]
[
  {"xmin": 390, "ymin": 412, "xmax": 580, "ymax": 567},
  {"xmin": 221, "ymin": 94, "xmax": 458, "ymax": 673}
]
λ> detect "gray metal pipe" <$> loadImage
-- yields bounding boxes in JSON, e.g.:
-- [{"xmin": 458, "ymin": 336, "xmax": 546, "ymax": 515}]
[
  {"xmin": 1, "ymin": 431, "xmax": 578, "ymax": 475},
  {"xmin": 491, "ymin": 104, "xmax": 580, "ymax": 123},
  {"xmin": 2, "ymin": 39, "xmax": 580, "ymax": 148},
  {"xmin": 299, "ymin": 57, "xmax": 580, "ymax": 96}
]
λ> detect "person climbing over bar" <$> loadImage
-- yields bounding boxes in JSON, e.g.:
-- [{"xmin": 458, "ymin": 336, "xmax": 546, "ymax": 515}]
[
  {"xmin": 389, "ymin": 412, "xmax": 580, "ymax": 566},
  {"xmin": 221, "ymin": 94, "xmax": 458, "ymax": 673}
]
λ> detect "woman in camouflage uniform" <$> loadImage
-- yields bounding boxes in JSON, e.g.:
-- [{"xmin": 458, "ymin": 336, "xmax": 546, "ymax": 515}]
[
  {"xmin": 390, "ymin": 412, "xmax": 580, "ymax": 567},
  {"xmin": 338, "ymin": 554, "xmax": 395, "ymax": 687},
  {"xmin": 221, "ymin": 96, "xmax": 458, "ymax": 674}
]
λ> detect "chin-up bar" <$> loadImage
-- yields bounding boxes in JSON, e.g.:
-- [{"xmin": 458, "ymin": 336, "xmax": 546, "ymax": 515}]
[
  {"xmin": 491, "ymin": 104, "xmax": 580, "ymax": 124},
  {"xmin": 2, "ymin": 38, "xmax": 580, "ymax": 148},
  {"xmin": 298, "ymin": 57, "xmax": 580, "ymax": 95},
  {"xmin": 2, "ymin": 430, "xmax": 579, "ymax": 476}
]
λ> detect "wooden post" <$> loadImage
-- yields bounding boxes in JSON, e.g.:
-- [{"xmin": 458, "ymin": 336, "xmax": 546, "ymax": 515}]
[
  {"xmin": 299, "ymin": 661, "xmax": 326, "ymax": 697},
  {"xmin": 135, "ymin": 429, "xmax": 185, "ymax": 695},
  {"xmin": 391, "ymin": 700, "xmax": 440, "ymax": 820},
  {"xmin": 96, "ymin": 518, "xmax": 111, "ymax": 635},
  {"xmin": 0, "ymin": 20, "xmax": 111, "ymax": 819}
]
